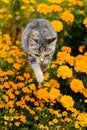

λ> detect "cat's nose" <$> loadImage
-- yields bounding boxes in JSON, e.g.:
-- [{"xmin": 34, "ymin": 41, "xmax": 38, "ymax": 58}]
[{"xmin": 40, "ymin": 58, "xmax": 44, "ymax": 63}]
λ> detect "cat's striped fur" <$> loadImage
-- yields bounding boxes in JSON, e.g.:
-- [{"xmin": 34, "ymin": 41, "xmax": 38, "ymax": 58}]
[{"xmin": 22, "ymin": 19, "xmax": 57, "ymax": 83}]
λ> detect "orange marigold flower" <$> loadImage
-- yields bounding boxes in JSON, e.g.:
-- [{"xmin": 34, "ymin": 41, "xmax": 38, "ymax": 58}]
[
  {"xmin": 61, "ymin": 11, "xmax": 74, "ymax": 23},
  {"xmin": 4, "ymin": 82, "xmax": 10, "ymax": 88},
  {"xmin": 77, "ymin": 0, "xmax": 84, "ymax": 7},
  {"xmin": 22, "ymin": 87, "xmax": 30, "ymax": 93},
  {"xmin": 17, "ymin": 76, "xmax": 24, "ymax": 81},
  {"xmin": 83, "ymin": 17, "xmax": 87, "ymax": 27},
  {"xmin": 49, "ymin": 79, "xmax": 60, "ymax": 88},
  {"xmin": 60, "ymin": 95, "xmax": 74, "ymax": 109},
  {"xmin": 7, "ymin": 58, "xmax": 13, "ymax": 63},
  {"xmin": 13, "ymin": 63, "xmax": 21, "ymax": 70},
  {"xmin": 51, "ymin": 20, "xmax": 63, "ymax": 32},
  {"xmin": 69, "ymin": 0, "xmax": 76, "ymax": 5},
  {"xmin": 82, "ymin": 89, "xmax": 87, "ymax": 98},
  {"xmin": 34, "ymin": 88, "xmax": 49, "ymax": 101},
  {"xmin": 61, "ymin": 46, "xmax": 71, "ymax": 53},
  {"xmin": 49, "ymin": 88, "xmax": 61, "ymax": 100},
  {"xmin": 57, "ymin": 49, "xmax": 75, "ymax": 66},
  {"xmin": 37, "ymin": 3, "xmax": 51, "ymax": 14},
  {"xmin": 79, "ymin": 45, "xmax": 85, "ymax": 53},
  {"xmin": 6, "ymin": 100, "xmax": 14, "ymax": 108},
  {"xmin": 6, "ymin": 70, "xmax": 14, "ymax": 75},
  {"xmin": 57, "ymin": 65, "xmax": 73, "ymax": 79},
  {"xmin": 2, "ymin": 95, "xmax": 9, "ymax": 102},
  {"xmin": 20, "ymin": 115, "xmax": 26, "ymax": 123},
  {"xmin": 70, "ymin": 79, "xmax": 84, "ymax": 93},
  {"xmin": 24, "ymin": 73, "xmax": 30, "ymax": 79}
]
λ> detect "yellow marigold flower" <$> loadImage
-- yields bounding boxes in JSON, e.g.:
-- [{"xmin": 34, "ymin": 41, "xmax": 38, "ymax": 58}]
[
  {"xmin": 23, "ymin": 0, "xmax": 29, "ymax": 3},
  {"xmin": 48, "ymin": 0, "xmax": 63, "ymax": 4},
  {"xmin": 50, "ymin": 5, "xmax": 62, "ymax": 12},
  {"xmin": 21, "ymin": 5, "xmax": 27, "ymax": 10},
  {"xmin": 70, "ymin": 78, "xmax": 84, "ymax": 93},
  {"xmin": 44, "ymin": 72, "xmax": 49, "ymax": 80},
  {"xmin": 49, "ymin": 121, "xmax": 54, "ymax": 125},
  {"xmin": 52, "ymin": 118, "xmax": 58, "ymax": 123},
  {"xmin": 51, "ymin": 20, "xmax": 63, "ymax": 32},
  {"xmin": 37, "ymin": 3, "xmax": 51, "ymax": 14},
  {"xmin": 15, "ymin": 122, "xmax": 20, "ymax": 126},
  {"xmin": 30, "ymin": 6, "xmax": 35, "ymax": 12},
  {"xmin": 7, "ymin": 14, "xmax": 12, "ymax": 19},
  {"xmin": 39, "ymin": 124, "xmax": 45, "ymax": 129},
  {"xmin": 83, "ymin": 17, "xmax": 87, "ymax": 27},
  {"xmin": 49, "ymin": 88, "xmax": 61, "ymax": 100},
  {"xmin": 4, "ymin": 116, "xmax": 9, "ymax": 121},
  {"xmin": 61, "ymin": 11, "xmax": 74, "ymax": 23},
  {"xmin": 57, "ymin": 65, "xmax": 73, "ymax": 79},
  {"xmin": 62, "ymin": 111, "xmax": 67, "ymax": 116},
  {"xmin": 0, "ymin": 9, "xmax": 6, "ymax": 13},
  {"xmin": 30, "ymin": 0, "xmax": 36, "ymax": 3},
  {"xmin": 29, "ymin": 83, "xmax": 36, "ymax": 90},
  {"xmin": 54, "ymin": 110, "xmax": 62, "ymax": 117},
  {"xmin": 84, "ymin": 99, "xmax": 87, "ymax": 103},
  {"xmin": 43, "ymin": 82, "xmax": 50, "ymax": 87},
  {"xmin": 2, "ymin": 0, "xmax": 9, "ymax": 4},
  {"xmin": 65, "ymin": 117, "xmax": 71, "ymax": 123},
  {"xmin": 74, "ymin": 54, "xmax": 87, "ymax": 73},
  {"xmin": 61, "ymin": 46, "xmax": 71, "ymax": 53},
  {"xmin": 34, "ymin": 116, "xmax": 38, "ymax": 120},
  {"xmin": 0, "ymin": 14, "xmax": 3, "ymax": 19},
  {"xmin": 76, "ymin": 113, "xmax": 87, "ymax": 127},
  {"xmin": 60, "ymin": 95, "xmax": 74, "ymax": 109},
  {"xmin": 75, "ymin": 121, "xmax": 80, "ymax": 129}
]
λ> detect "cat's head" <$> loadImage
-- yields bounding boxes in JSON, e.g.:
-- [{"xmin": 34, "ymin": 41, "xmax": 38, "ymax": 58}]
[{"xmin": 22, "ymin": 19, "xmax": 57, "ymax": 70}]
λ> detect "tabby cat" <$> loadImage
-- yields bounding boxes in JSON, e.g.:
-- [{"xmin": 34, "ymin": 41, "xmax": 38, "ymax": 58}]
[{"xmin": 22, "ymin": 19, "xmax": 57, "ymax": 83}]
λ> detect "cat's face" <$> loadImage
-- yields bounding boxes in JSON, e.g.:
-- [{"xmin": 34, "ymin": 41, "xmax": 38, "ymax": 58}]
[{"xmin": 28, "ymin": 29, "xmax": 57, "ymax": 70}]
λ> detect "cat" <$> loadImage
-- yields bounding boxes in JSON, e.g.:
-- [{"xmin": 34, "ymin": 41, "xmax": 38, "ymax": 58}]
[{"xmin": 21, "ymin": 19, "xmax": 57, "ymax": 83}]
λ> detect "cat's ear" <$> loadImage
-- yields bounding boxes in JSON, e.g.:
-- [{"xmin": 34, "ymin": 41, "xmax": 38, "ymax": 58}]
[
  {"xmin": 29, "ymin": 38, "xmax": 39, "ymax": 49},
  {"xmin": 46, "ymin": 37, "xmax": 56, "ymax": 44}
]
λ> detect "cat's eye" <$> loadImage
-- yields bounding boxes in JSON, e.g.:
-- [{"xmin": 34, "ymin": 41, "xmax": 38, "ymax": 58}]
[
  {"xmin": 33, "ymin": 39, "xmax": 38, "ymax": 43},
  {"xmin": 35, "ymin": 53, "xmax": 40, "ymax": 57},
  {"xmin": 46, "ymin": 37, "xmax": 56, "ymax": 44}
]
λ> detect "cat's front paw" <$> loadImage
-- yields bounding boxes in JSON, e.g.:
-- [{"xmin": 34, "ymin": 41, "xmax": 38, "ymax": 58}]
[{"xmin": 36, "ymin": 73, "xmax": 44, "ymax": 83}]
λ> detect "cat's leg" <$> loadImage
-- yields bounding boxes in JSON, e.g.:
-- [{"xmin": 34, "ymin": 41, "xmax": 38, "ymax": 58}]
[
  {"xmin": 31, "ymin": 63, "xmax": 44, "ymax": 83},
  {"xmin": 28, "ymin": 54, "xmax": 43, "ymax": 83}
]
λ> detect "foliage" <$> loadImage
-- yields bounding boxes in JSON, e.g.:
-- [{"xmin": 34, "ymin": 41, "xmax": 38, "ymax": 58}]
[{"xmin": 0, "ymin": 0, "xmax": 87, "ymax": 130}]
